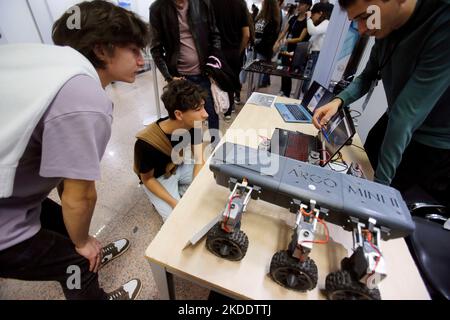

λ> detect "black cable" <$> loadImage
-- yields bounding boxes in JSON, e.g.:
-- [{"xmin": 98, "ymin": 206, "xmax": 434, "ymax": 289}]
[
  {"xmin": 331, "ymin": 151, "xmax": 343, "ymax": 162},
  {"xmin": 351, "ymin": 144, "xmax": 366, "ymax": 152},
  {"xmin": 328, "ymin": 161, "xmax": 348, "ymax": 172},
  {"xmin": 329, "ymin": 152, "xmax": 349, "ymax": 172}
]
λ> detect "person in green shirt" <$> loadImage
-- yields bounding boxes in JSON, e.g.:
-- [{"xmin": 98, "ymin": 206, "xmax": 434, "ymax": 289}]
[{"xmin": 312, "ymin": 0, "xmax": 450, "ymax": 206}]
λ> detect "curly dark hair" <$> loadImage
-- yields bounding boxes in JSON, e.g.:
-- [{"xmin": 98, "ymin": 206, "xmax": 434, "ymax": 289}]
[
  {"xmin": 52, "ymin": 0, "xmax": 149, "ymax": 69},
  {"xmin": 161, "ymin": 80, "xmax": 208, "ymax": 120}
]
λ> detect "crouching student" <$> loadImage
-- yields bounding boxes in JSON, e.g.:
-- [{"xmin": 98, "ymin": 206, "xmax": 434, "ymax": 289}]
[{"xmin": 134, "ymin": 80, "xmax": 208, "ymax": 221}]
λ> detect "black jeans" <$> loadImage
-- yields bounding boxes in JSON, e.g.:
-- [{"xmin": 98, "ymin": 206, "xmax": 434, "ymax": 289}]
[
  {"xmin": 223, "ymin": 48, "xmax": 244, "ymax": 117},
  {"xmin": 0, "ymin": 199, "xmax": 108, "ymax": 300},
  {"xmin": 365, "ymin": 113, "xmax": 450, "ymax": 206},
  {"xmin": 280, "ymin": 55, "xmax": 293, "ymax": 97}
]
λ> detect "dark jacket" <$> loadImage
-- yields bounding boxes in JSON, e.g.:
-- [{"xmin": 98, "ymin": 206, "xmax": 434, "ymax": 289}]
[
  {"xmin": 254, "ymin": 18, "xmax": 280, "ymax": 59},
  {"xmin": 149, "ymin": 0, "xmax": 222, "ymax": 81},
  {"xmin": 204, "ymin": 56, "xmax": 241, "ymax": 92}
]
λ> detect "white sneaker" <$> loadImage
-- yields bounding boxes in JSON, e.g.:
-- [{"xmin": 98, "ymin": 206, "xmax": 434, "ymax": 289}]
[
  {"xmin": 224, "ymin": 115, "xmax": 232, "ymax": 123},
  {"xmin": 100, "ymin": 238, "xmax": 130, "ymax": 269},
  {"xmin": 107, "ymin": 279, "xmax": 142, "ymax": 300}
]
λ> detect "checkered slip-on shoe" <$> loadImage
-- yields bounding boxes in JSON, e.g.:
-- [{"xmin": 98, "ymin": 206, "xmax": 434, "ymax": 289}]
[
  {"xmin": 100, "ymin": 238, "xmax": 130, "ymax": 269},
  {"xmin": 107, "ymin": 279, "xmax": 142, "ymax": 300}
]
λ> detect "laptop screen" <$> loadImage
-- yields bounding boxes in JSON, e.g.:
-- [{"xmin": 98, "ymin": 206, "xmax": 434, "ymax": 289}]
[
  {"xmin": 318, "ymin": 108, "xmax": 356, "ymax": 164},
  {"xmin": 301, "ymin": 81, "xmax": 334, "ymax": 114}
]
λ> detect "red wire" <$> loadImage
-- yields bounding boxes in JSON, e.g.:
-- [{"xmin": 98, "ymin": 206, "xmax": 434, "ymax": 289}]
[
  {"xmin": 367, "ymin": 239, "xmax": 382, "ymax": 277},
  {"xmin": 318, "ymin": 149, "xmax": 331, "ymax": 165},
  {"xmin": 298, "ymin": 208, "xmax": 330, "ymax": 245},
  {"xmin": 223, "ymin": 195, "xmax": 241, "ymax": 233}
]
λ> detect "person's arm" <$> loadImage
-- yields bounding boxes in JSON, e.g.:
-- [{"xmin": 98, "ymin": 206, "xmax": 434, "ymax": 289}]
[
  {"xmin": 141, "ymin": 170, "xmax": 178, "ymax": 209},
  {"xmin": 374, "ymin": 29, "xmax": 450, "ymax": 185},
  {"xmin": 286, "ymin": 28, "xmax": 309, "ymax": 44},
  {"xmin": 306, "ymin": 18, "xmax": 328, "ymax": 36},
  {"xmin": 312, "ymin": 44, "xmax": 380, "ymax": 129},
  {"xmin": 240, "ymin": 26, "xmax": 251, "ymax": 54},
  {"xmin": 61, "ymin": 179, "xmax": 102, "ymax": 273},
  {"xmin": 277, "ymin": 23, "xmax": 290, "ymax": 43},
  {"xmin": 336, "ymin": 43, "xmax": 380, "ymax": 107},
  {"xmin": 149, "ymin": 4, "xmax": 173, "ymax": 82}
]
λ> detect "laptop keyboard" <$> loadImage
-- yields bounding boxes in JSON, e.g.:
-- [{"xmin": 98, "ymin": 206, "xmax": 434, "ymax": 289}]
[
  {"xmin": 247, "ymin": 61, "xmax": 273, "ymax": 73},
  {"xmin": 286, "ymin": 104, "xmax": 308, "ymax": 121}
]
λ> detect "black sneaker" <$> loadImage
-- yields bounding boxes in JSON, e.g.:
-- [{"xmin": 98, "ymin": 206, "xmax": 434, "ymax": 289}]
[
  {"xmin": 107, "ymin": 279, "xmax": 142, "ymax": 300},
  {"xmin": 100, "ymin": 238, "xmax": 130, "ymax": 269}
]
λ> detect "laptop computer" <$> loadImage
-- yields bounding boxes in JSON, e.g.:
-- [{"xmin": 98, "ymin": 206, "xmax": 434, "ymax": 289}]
[
  {"xmin": 274, "ymin": 81, "xmax": 334, "ymax": 123},
  {"xmin": 270, "ymin": 107, "xmax": 356, "ymax": 167},
  {"xmin": 291, "ymin": 42, "xmax": 309, "ymax": 74}
]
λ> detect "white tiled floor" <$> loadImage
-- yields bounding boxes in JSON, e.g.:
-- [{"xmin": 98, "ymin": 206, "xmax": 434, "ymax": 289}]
[{"xmin": 0, "ymin": 69, "xmax": 286, "ymax": 300}]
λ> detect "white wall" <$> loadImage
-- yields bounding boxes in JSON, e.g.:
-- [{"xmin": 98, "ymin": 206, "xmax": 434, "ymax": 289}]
[
  {"xmin": 135, "ymin": 0, "xmax": 154, "ymax": 21},
  {"xmin": 0, "ymin": 0, "xmax": 42, "ymax": 43},
  {"xmin": 311, "ymin": 4, "xmax": 351, "ymax": 89},
  {"xmin": 28, "ymin": 0, "xmax": 54, "ymax": 44},
  {"xmin": 0, "ymin": 0, "xmax": 156, "ymax": 47},
  {"xmin": 0, "ymin": 26, "xmax": 8, "ymax": 44}
]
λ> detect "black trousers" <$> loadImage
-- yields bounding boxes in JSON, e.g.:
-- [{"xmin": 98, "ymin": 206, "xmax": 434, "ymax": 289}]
[
  {"xmin": 365, "ymin": 113, "xmax": 450, "ymax": 206},
  {"xmin": 223, "ymin": 47, "xmax": 243, "ymax": 117},
  {"xmin": 280, "ymin": 55, "xmax": 293, "ymax": 97},
  {"xmin": 0, "ymin": 198, "xmax": 107, "ymax": 300}
]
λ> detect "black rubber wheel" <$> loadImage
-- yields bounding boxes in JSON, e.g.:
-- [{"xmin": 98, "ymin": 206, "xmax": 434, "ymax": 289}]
[
  {"xmin": 206, "ymin": 223, "xmax": 248, "ymax": 261},
  {"xmin": 325, "ymin": 270, "xmax": 381, "ymax": 300},
  {"xmin": 269, "ymin": 250, "xmax": 318, "ymax": 291}
]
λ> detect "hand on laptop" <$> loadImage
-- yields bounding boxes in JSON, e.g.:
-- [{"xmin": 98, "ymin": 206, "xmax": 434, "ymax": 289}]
[{"xmin": 312, "ymin": 98, "xmax": 342, "ymax": 129}]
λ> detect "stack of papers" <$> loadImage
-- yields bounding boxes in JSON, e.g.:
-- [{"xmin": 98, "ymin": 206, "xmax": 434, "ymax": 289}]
[{"xmin": 246, "ymin": 92, "xmax": 277, "ymax": 108}]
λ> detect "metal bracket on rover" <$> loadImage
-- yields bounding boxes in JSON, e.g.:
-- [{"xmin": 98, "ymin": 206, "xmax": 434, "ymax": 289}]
[{"xmin": 205, "ymin": 142, "xmax": 414, "ymax": 300}]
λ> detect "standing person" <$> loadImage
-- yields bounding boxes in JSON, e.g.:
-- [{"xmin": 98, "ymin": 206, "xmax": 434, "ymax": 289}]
[
  {"xmin": 254, "ymin": 0, "xmax": 281, "ymax": 88},
  {"xmin": 302, "ymin": 2, "xmax": 334, "ymax": 92},
  {"xmin": 134, "ymin": 80, "xmax": 208, "ymax": 222},
  {"xmin": 312, "ymin": 0, "xmax": 450, "ymax": 206},
  {"xmin": 276, "ymin": 0, "xmax": 312, "ymax": 97},
  {"xmin": 251, "ymin": 4, "xmax": 260, "ymax": 22},
  {"xmin": 281, "ymin": 3, "xmax": 297, "ymax": 32},
  {"xmin": 149, "ymin": 0, "xmax": 222, "ymax": 138},
  {"xmin": 0, "ymin": 1, "xmax": 149, "ymax": 300},
  {"xmin": 278, "ymin": 0, "xmax": 286, "ymax": 32},
  {"xmin": 211, "ymin": 0, "xmax": 250, "ymax": 121}
]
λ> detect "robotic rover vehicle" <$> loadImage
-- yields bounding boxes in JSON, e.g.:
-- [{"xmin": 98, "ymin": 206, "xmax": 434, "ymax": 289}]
[{"xmin": 205, "ymin": 142, "xmax": 415, "ymax": 300}]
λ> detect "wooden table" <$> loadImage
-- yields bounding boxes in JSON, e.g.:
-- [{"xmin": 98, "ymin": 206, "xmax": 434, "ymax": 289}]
[{"xmin": 145, "ymin": 96, "xmax": 430, "ymax": 300}]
